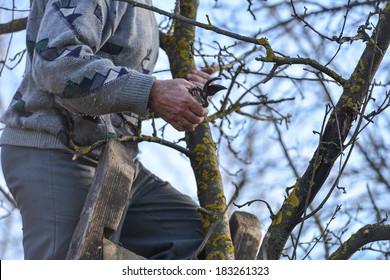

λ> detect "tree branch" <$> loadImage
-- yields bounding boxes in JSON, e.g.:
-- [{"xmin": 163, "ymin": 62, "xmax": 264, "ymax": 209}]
[
  {"xmin": 256, "ymin": 51, "xmax": 347, "ymax": 85},
  {"xmin": 258, "ymin": 0, "xmax": 390, "ymax": 260},
  {"xmin": 118, "ymin": 0, "xmax": 262, "ymax": 45},
  {"xmin": 158, "ymin": 0, "xmax": 235, "ymax": 260},
  {"xmin": 0, "ymin": 185, "xmax": 17, "ymax": 209},
  {"xmin": 329, "ymin": 223, "xmax": 390, "ymax": 260},
  {"xmin": 0, "ymin": 17, "xmax": 27, "ymax": 35},
  {"xmin": 121, "ymin": 0, "xmax": 345, "ymax": 85}
]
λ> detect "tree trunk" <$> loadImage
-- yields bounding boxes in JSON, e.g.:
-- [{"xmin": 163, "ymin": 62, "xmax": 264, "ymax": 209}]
[{"xmin": 160, "ymin": 0, "xmax": 235, "ymax": 260}]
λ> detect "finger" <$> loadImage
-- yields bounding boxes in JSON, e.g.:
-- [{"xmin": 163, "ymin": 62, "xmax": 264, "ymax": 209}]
[
  {"xmin": 188, "ymin": 100, "xmax": 208, "ymax": 117},
  {"xmin": 182, "ymin": 111, "xmax": 204, "ymax": 126},
  {"xmin": 194, "ymin": 69, "xmax": 211, "ymax": 79},
  {"xmin": 173, "ymin": 123, "xmax": 186, "ymax": 132},
  {"xmin": 186, "ymin": 74, "xmax": 203, "ymax": 85},
  {"xmin": 186, "ymin": 70, "xmax": 211, "ymax": 84},
  {"xmin": 181, "ymin": 118, "xmax": 198, "ymax": 131},
  {"xmin": 172, "ymin": 121, "xmax": 185, "ymax": 132},
  {"xmin": 173, "ymin": 120, "xmax": 197, "ymax": 132},
  {"xmin": 173, "ymin": 103, "xmax": 204, "ymax": 127},
  {"xmin": 174, "ymin": 103, "xmax": 205, "ymax": 131}
]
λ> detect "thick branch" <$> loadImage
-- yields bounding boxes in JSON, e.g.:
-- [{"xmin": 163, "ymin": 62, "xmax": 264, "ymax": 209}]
[
  {"xmin": 0, "ymin": 17, "xmax": 27, "ymax": 35},
  {"xmin": 159, "ymin": 0, "xmax": 235, "ymax": 260},
  {"xmin": 255, "ymin": 39, "xmax": 346, "ymax": 85},
  {"xmin": 258, "ymin": 1, "xmax": 390, "ymax": 260},
  {"xmin": 329, "ymin": 223, "xmax": 390, "ymax": 260}
]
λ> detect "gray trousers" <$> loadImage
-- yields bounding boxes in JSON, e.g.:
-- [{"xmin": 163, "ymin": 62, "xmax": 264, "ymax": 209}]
[{"xmin": 1, "ymin": 145, "xmax": 204, "ymax": 260}]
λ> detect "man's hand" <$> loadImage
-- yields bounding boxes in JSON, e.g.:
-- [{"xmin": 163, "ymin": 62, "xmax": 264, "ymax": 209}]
[
  {"xmin": 186, "ymin": 68, "xmax": 213, "ymax": 87},
  {"xmin": 148, "ymin": 78, "xmax": 207, "ymax": 132},
  {"xmin": 148, "ymin": 69, "xmax": 213, "ymax": 132}
]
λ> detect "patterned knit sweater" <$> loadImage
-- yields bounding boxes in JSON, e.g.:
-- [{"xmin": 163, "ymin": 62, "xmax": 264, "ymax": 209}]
[{"xmin": 0, "ymin": 0, "xmax": 159, "ymax": 157}]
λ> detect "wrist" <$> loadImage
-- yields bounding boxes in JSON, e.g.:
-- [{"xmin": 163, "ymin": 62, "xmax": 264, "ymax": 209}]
[{"xmin": 148, "ymin": 79, "xmax": 161, "ymax": 114}]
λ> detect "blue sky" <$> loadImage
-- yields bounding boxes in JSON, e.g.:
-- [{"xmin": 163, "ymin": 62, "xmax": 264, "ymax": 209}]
[{"xmin": 1, "ymin": 0, "xmax": 389, "ymax": 260}]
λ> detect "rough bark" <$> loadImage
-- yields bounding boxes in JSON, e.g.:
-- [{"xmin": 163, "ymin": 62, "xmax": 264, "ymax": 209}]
[
  {"xmin": 160, "ymin": 0, "xmax": 235, "ymax": 260},
  {"xmin": 329, "ymin": 223, "xmax": 390, "ymax": 260},
  {"xmin": 0, "ymin": 17, "xmax": 27, "ymax": 35}
]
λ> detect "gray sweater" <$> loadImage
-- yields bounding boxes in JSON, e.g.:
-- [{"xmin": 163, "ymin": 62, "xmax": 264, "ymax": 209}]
[{"xmin": 0, "ymin": 0, "xmax": 159, "ymax": 156}]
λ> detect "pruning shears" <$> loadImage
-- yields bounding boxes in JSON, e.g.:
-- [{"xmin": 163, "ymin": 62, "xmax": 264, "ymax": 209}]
[{"xmin": 189, "ymin": 77, "xmax": 227, "ymax": 108}]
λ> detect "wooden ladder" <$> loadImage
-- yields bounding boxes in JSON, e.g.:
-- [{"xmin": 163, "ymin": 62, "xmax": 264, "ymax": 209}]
[{"xmin": 66, "ymin": 139, "xmax": 262, "ymax": 260}]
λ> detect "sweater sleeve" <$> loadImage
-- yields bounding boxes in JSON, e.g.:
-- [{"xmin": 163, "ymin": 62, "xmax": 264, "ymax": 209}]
[{"xmin": 31, "ymin": 0, "xmax": 156, "ymax": 117}]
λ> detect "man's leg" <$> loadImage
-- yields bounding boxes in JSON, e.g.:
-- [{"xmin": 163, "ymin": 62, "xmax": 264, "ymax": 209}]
[
  {"xmin": 119, "ymin": 161, "xmax": 204, "ymax": 260},
  {"xmin": 1, "ymin": 146, "xmax": 96, "ymax": 259}
]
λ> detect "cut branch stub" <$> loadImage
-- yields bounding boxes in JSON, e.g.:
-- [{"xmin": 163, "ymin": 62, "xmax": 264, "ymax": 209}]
[{"xmin": 229, "ymin": 211, "xmax": 262, "ymax": 260}]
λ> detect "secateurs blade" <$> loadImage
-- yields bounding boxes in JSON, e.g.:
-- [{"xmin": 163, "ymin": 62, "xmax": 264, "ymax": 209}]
[{"xmin": 189, "ymin": 77, "xmax": 227, "ymax": 108}]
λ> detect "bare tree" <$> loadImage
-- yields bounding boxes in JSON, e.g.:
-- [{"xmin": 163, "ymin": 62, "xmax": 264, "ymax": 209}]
[{"xmin": 0, "ymin": 0, "xmax": 389, "ymax": 260}]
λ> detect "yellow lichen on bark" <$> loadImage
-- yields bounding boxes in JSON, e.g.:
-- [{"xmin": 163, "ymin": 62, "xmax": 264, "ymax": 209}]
[
  {"xmin": 273, "ymin": 211, "xmax": 283, "ymax": 226},
  {"xmin": 201, "ymin": 214, "xmax": 211, "ymax": 229},
  {"xmin": 257, "ymin": 37, "xmax": 275, "ymax": 61},
  {"xmin": 257, "ymin": 37, "xmax": 270, "ymax": 45},
  {"xmin": 285, "ymin": 189, "xmax": 300, "ymax": 208},
  {"xmin": 271, "ymin": 183, "xmax": 301, "ymax": 226},
  {"xmin": 163, "ymin": 0, "xmax": 234, "ymax": 260},
  {"xmin": 180, "ymin": 1, "xmax": 197, "ymax": 19}
]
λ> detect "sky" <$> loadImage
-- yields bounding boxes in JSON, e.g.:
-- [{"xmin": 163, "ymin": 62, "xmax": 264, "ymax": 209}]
[{"xmin": 1, "ymin": 0, "xmax": 389, "ymax": 260}]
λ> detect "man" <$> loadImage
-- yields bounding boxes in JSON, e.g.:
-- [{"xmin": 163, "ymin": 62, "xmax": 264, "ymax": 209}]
[{"xmin": 1, "ymin": 0, "xmax": 211, "ymax": 259}]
